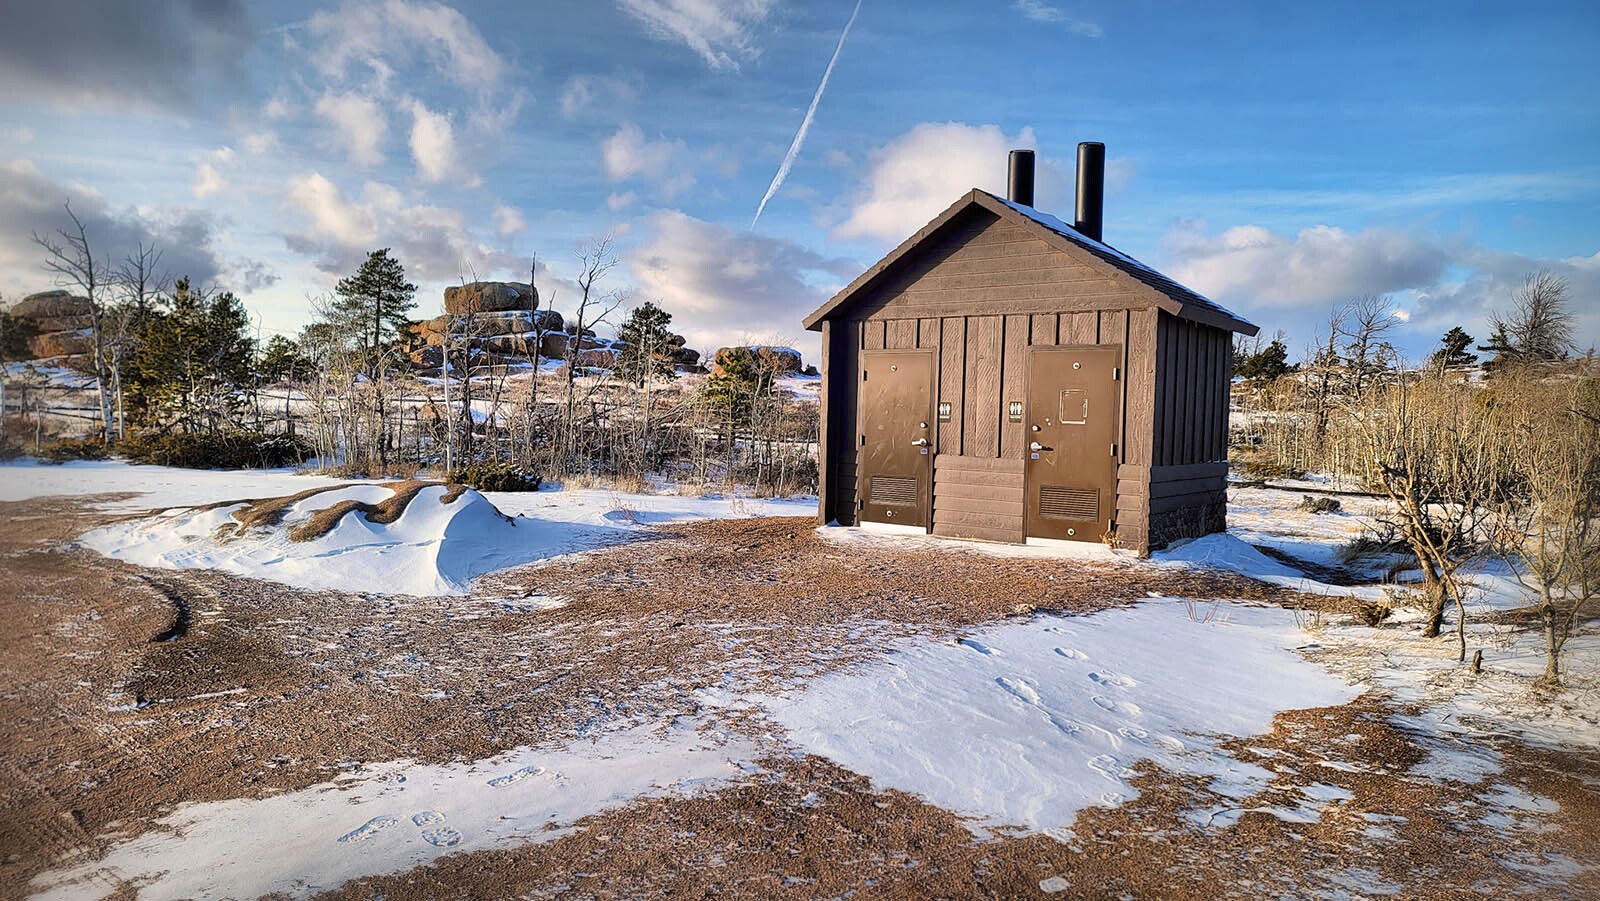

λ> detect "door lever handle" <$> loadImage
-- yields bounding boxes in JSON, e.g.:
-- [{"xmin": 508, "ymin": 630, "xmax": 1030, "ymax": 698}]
[
  {"xmin": 1029, "ymin": 441, "xmax": 1051, "ymax": 452},
  {"xmin": 910, "ymin": 438, "xmax": 930, "ymax": 447}
]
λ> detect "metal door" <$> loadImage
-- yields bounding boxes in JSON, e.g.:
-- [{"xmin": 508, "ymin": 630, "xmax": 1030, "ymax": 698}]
[
  {"xmin": 1025, "ymin": 346, "xmax": 1120, "ymax": 541},
  {"xmin": 858, "ymin": 350, "xmax": 934, "ymax": 528}
]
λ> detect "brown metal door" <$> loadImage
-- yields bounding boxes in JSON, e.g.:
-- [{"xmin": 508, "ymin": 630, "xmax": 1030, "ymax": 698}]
[
  {"xmin": 1025, "ymin": 346, "xmax": 1120, "ymax": 541},
  {"xmin": 858, "ymin": 350, "xmax": 934, "ymax": 528}
]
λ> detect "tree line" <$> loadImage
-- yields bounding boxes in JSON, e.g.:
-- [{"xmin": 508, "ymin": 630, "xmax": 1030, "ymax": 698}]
[{"xmin": 2, "ymin": 209, "xmax": 816, "ymax": 495}]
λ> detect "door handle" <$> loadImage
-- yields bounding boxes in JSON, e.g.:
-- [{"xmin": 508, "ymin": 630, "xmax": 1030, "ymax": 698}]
[
  {"xmin": 911, "ymin": 438, "xmax": 930, "ymax": 447},
  {"xmin": 1030, "ymin": 441, "xmax": 1051, "ymax": 452}
]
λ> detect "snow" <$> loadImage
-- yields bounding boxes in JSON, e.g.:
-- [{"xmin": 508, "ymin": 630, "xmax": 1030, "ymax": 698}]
[
  {"xmin": 54, "ymin": 464, "xmax": 815, "ymax": 596},
  {"xmin": 30, "ymin": 718, "xmax": 756, "ymax": 901},
  {"xmin": 760, "ymin": 600, "xmax": 1360, "ymax": 837}
]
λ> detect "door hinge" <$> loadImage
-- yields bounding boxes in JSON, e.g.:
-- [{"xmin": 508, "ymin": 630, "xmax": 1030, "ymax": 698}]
[
  {"xmin": 858, "ymin": 497, "xmax": 865, "ymax": 510},
  {"xmin": 860, "ymin": 434, "xmax": 866, "ymax": 446},
  {"xmin": 862, "ymin": 370, "xmax": 868, "ymax": 381},
  {"xmin": 1112, "ymin": 366, "xmax": 1121, "ymax": 381},
  {"xmin": 1110, "ymin": 442, "xmax": 1118, "ymax": 456}
]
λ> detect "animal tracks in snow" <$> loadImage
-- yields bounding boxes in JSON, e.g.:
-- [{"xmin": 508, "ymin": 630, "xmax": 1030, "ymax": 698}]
[{"xmin": 1053, "ymin": 647, "xmax": 1088, "ymax": 661}]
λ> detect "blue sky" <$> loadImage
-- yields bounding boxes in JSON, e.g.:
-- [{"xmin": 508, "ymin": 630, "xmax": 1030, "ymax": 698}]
[{"xmin": 1, "ymin": 0, "xmax": 1596, "ymax": 362}]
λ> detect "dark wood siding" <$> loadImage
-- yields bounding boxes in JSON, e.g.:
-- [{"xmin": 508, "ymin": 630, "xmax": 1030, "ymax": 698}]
[{"xmin": 818, "ymin": 207, "xmax": 1239, "ymax": 555}]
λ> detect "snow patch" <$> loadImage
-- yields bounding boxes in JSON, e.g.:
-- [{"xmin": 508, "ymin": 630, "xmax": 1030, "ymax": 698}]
[
  {"xmin": 759, "ymin": 600, "xmax": 1359, "ymax": 836},
  {"xmin": 30, "ymin": 719, "xmax": 755, "ymax": 901}
]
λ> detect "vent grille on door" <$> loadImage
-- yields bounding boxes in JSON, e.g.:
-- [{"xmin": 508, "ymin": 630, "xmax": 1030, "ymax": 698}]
[
  {"xmin": 869, "ymin": 476, "xmax": 919, "ymax": 507},
  {"xmin": 1039, "ymin": 485, "xmax": 1099, "ymax": 520}
]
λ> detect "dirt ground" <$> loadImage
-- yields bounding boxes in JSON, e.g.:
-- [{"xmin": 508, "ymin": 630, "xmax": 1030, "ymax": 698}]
[{"xmin": 2, "ymin": 494, "xmax": 1596, "ymax": 899}]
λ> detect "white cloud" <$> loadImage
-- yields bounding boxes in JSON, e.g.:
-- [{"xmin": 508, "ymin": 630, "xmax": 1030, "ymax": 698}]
[
  {"xmin": 242, "ymin": 131, "xmax": 280, "ymax": 156},
  {"xmin": 607, "ymin": 192, "xmax": 637, "ymax": 212},
  {"xmin": 492, "ymin": 205, "xmax": 527, "ymax": 239},
  {"xmin": 833, "ymin": 122, "xmax": 1070, "ymax": 243},
  {"xmin": 282, "ymin": 172, "xmax": 522, "ymax": 283},
  {"xmin": 1012, "ymin": 0, "xmax": 1102, "ymax": 37},
  {"xmin": 314, "ymin": 92, "xmax": 388, "ymax": 166},
  {"xmin": 191, "ymin": 147, "xmax": 236, "ymax": 199},
  {"xmin": 631, "ymin": 210, "xmax": 858, "ymax": 357},
  {"xmin": 559, "ymin": 75, "xmax": 635, "ymax": 119},
  {"xmin": 601, "ymin": 123, "xmax": 693, "ymax": 197},
  {"xmin": 1163, "ymin": 221, "xmax": 1455, "ymax": 310},
  {"xmin": 1159, "ymin": 220, "xmax": 1600, "ymax": 359},
  {"xmin": 306, "ymin": 0, "xmax": 506, "ymax": 90},
  {"xmin": 285, "ymin": 172, "xmax": 380, "ymax": 248},
  {"xmin": 406, "ymin": 99, "xmax": 458, "ymax": 183},
  {"xmin": 615, "ymin": 0, "xmax": 775, "ymax": 71}
]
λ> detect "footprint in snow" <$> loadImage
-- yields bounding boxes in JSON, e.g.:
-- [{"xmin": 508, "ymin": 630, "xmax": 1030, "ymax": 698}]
[
  {"xmin": 1099, "ymin": 791, "xmax": 1127, "ymax": 807},
  {"xmin": 1088, "ymin": 671, "xmax": 1137, "ymax": 689},
  {"xmin": 337, "ymin": 815, "xmax": 398, "ymax": 843},
  {"xmin": 995, "ymin": 676, "xmax": 1041, "ymax": 705},
  {"xmin": 1154, "ymin": 734, "xmax": 1186, "ymax": 752},
  {"xmin": 488, "ymin": 765, "xmax": 558, "ymax": 788},
  {"xmin": 1092, "ymin": 696, "xmax": 1142, "ymax": 717},
  {"xmin": 1053, "ymin": 647, "xmax": 1088, "ymax": 661},
  {"xmin": 1118, "ymin": 726, "xmax": 1150, "ymax": 744},
  {"xmin": 411, "ymin": 810, "xmax": 462, "ymax": 847},
  {"xmin": 1087, "ymin": 754, "xmax": 1128, "ymax": 781},
  {"xmin": 959, "ymin": 638, "xmax": 996, "ymax": 655}
]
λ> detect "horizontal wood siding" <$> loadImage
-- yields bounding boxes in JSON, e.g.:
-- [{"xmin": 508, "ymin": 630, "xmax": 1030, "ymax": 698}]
[
  {"xmin": 854, "ymin": 209, "xmax": 1151, "ymax": 321},
  {"xmin": 933, "ymin": 455, "xmax": 1025, "ymax": 542}
]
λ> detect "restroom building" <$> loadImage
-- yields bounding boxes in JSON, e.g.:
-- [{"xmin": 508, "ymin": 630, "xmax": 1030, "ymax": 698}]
[{"xmin": 804, "ymin": 144, "xmax": 1258, "ymax": 554}]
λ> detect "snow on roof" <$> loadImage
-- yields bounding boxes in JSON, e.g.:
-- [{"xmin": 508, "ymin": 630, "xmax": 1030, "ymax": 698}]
[{"xmin": 988, "ymin": 193, "xmax": 1254, "ymax": 330}]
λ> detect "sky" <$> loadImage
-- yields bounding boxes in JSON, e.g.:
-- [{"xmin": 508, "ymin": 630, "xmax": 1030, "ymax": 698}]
[{"xmin": 1, "ymin": 0, "xmax": 1596, "ymax": 364}]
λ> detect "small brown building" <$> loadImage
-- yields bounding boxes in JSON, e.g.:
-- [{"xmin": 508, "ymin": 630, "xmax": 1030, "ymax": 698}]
[{"xmin": 804, "ymin": 145, "xmax": 1258, "ymax": 554}]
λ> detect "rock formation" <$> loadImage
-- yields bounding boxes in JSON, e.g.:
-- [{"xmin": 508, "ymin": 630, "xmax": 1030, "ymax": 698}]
[{"xmin": 9, "ymin": 290, "xmax": 95, "ymax": 370}]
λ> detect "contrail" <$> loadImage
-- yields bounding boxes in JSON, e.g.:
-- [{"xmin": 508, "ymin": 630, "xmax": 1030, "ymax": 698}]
[{"xmin": 751, "ymin": 0, "xmax": 863, "ymax": 229}]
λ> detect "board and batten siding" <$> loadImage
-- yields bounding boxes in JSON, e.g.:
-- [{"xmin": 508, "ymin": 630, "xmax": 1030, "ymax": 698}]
[
  {"xmin": 824, "ymin": 207, "xmax": 1166, "ymax": 546},
  {"xmin": 1145, "ymin": 312, "xmax": 1234, "ymax": 546}
]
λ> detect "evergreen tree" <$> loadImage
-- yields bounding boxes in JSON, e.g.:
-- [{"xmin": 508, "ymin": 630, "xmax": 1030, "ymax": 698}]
[
  {"xmin": 258, "ymin": 334, "xmax": 312, "ymax": 383},
  {"xmin": 614, "ymin": 301, "xmax": 679, "ymax": 388},
  {"xmin": 327, "ymin": 248, "xmax": 416, "ymax": 376},
  {"xmin": 1426, "ymin": 326, "xmax": 1476, "ymax": 372},
  {"xmin": 701, "ymin": 347, "xmax": 775, "ymax": 427},
  {"xmin": 0, "ymin": 303, "xmax": 39, "ymax": 363},
  {"xmin": 1236, "ymin": 338, "xmax": 1293, "ymax": 382},
  {"xmin": 127, "ymin": 277, "xmax": 254, "ymax": 432}
]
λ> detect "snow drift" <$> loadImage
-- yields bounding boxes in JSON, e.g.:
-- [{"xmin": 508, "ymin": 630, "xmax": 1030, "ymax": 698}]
[{"xmin": 80, "ymin": 482, "xmax": 626, "ymax": 596}]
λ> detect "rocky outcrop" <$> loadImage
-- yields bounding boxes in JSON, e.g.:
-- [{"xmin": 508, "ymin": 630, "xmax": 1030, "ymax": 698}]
[
  {"xmin": 29, "ymin": 330, "xmax": 94, "ymax": 358},
  {"xmin": 10, "ymin": 290, "xmax": 96, "ymax": 368},
  {"xmin": 12, "ymin": 290, "xmax": 92, "ymax": 320},
  {"xmin": 443, "ymin": 281, "xmax": 539, "ymax": 315},
  {"xmin": 711, "ymin": 345, "xmax": 803, "ymax": 377},
  {"xmin": 408, "ymin": 285, "xmax": 713, "ymax": 377}
]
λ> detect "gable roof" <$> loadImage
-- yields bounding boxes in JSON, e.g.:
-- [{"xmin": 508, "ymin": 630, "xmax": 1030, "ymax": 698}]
[{"xmin": 805, "ymin": 189, "xmax": 1258, "ymax": 336}]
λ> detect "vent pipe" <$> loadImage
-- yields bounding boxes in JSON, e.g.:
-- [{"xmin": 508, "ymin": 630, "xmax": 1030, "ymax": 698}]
[
  {"xmin": 1074, "ymin": 141, "xmax": 1105, "ymax": 242},
  {"xmin": 1007, "ymin": 149, "xmax": 1035, "ymax": 207}
]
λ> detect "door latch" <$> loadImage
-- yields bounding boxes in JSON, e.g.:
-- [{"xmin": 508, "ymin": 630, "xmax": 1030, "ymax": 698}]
[
  {"xmin": 911, "ymin": 438, "xmax": 929, "ymax": 447},
  {"xmin": 1029, "ymin": 441, "xmax": 1052, "ymax": 452}
]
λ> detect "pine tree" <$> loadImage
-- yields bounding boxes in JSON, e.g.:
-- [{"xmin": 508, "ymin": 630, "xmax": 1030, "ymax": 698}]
[
  {"xmin": 327, "ymin": 248, "xmax": 416, "ymax": 377},
  {"xmin": 258, "ymin": 335, "xmax": 312, "ymax": 383},
  {"xmin": 614, "ymin": 302, "xmax": 679, "ymax": 388},
  {"xmin": 1236, "ymin": 339, "xmax": 1292, "ymax": 382},
  {"xmin": 127, "ymin": 278, "xmax": 254, "ymax": 431},
  {"xmin": 1426, "ymin": 327, "xmax": 1476, "ymax": 373}
]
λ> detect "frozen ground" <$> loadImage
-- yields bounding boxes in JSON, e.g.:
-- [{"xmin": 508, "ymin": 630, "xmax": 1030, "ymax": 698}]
[{"xmin": 3, "ymin": 461, "xmax": 1596, "ymax": 898}]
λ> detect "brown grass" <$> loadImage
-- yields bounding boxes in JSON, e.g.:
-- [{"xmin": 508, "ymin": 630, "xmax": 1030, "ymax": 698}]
[{"xmin": 286, "ymin": 480, "xmax": 442, "ymax": 542}]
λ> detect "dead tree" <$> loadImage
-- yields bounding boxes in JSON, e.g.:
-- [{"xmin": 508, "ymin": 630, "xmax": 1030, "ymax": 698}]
[{"xmin": 32, "ymin": 202, "xmax": 113, "ymax": 443}]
